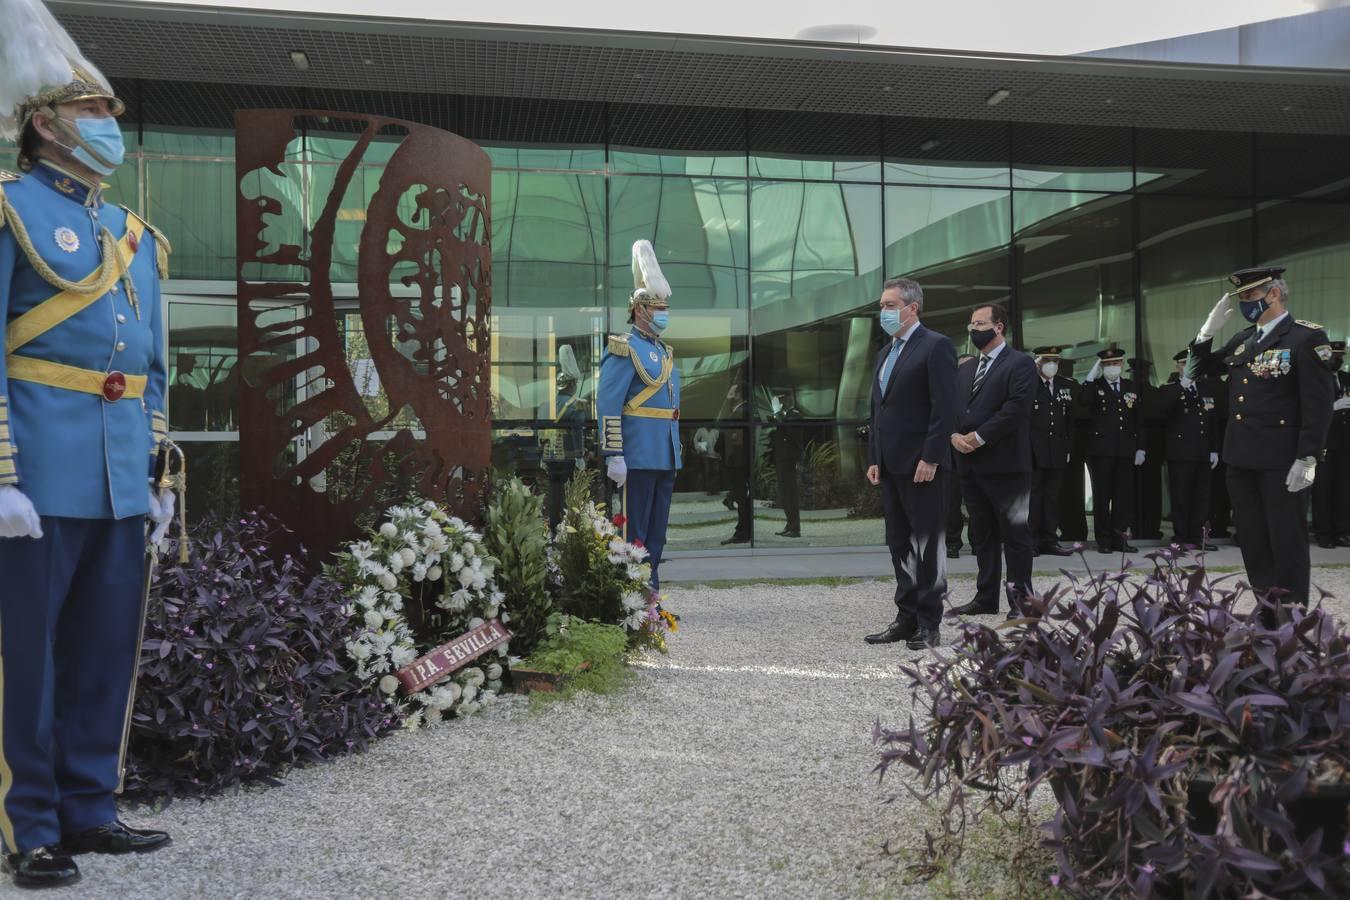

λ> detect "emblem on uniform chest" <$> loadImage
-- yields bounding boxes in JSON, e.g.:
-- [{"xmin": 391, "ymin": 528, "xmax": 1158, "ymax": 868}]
[
  {"xmin": 54, "ymin": 226, "xmax": 80, "ymax": 253},
  {"xmin": 649, "ymin": 351, "xmax": 659, "ymax": 363},
  {"xmin": 1250, "ymin": 348, "xmax": 1291, "ymax": 379},
  {"xmin": 1124, "ymin": 392, "xmax": 1137, "ymax": 408}
]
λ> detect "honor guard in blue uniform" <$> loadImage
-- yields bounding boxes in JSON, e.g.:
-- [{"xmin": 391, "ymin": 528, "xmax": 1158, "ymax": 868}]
[
  {"xmin": 0, "ymin": 3, "xmax": 174, "ymax": 886},
  {"xmin": 1187, "ymin": 266, "xmax": 1337, "ymax": 623},
  {"xmin": 598, "ymin": 240, "xmax": 681, "ymax": 590}
]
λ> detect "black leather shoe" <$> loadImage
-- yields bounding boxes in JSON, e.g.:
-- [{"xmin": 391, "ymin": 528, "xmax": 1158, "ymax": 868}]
[
  {"xmin": 62, "ymin": 820, "xmax": 171, "ymax": 855},
  {"xmin": 1039, "ymin": 543, "xmax": 1074, "ymax": 557},
  {"xmin": 1337, "ymin": 535, "xmax": 1350, "ymax": 548},
  {"xmin": 950, "ymin": 599, "xmax": 998, "ymax": 616},
  {"xmin": 721, "ymin": 496, "xmax": 736, "ymax": 511},
  {"xmin": 1096, "ymin": 543, "xmax": 1111, "ymax": 554},
  {"xmin": 946, "ymin": 546, "xmax": 960, "ymax": 559},
  {"xmin": 865, "ymin": 619, "xmax": 917, "ymax": 644},
  {"xmin": 3, "ymin": 846, "xmax": 79, "ymax": 888},
  {"xmin": 1201, "ymin": 543, "xmax": 1218, "ymax": 551},
  {"xmin": 719, "ymin": 534, "xmax": 750, "ymax": 545},
  {"xmin": 906, "ymin": 625, "xmax": 941, "ymax": 650},
  {"xmin": 1317, "ymin": 537, "xmax": 1337, "ymax": 550},
  {"xmin": 775, "ymin": 529, "xmax": 800, "ymax": 538},
  {"xmin": 1114, "ymin": 541, "xmax": 1138, "ymax": 553}
]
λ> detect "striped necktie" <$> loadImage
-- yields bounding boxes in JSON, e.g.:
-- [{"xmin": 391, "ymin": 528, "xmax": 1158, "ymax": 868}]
[{"xmin": 971, "ymin": 354, "xmax": 990, "ymax": 396}]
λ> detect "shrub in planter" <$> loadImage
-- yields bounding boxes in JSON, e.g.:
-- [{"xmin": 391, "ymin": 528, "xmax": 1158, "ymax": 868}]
[
  {"xmin": 875, "ymin": 550, "xmax": 1350, "ymax": 898},
  {"xmin": 126, "ymin": 512, "xmax": 395, "ymax": 802},
  {"xmin": 483, "ymin": 476, "xmax": 552, "ymax": 659},
  {"xmin": 515, "ymin": 616, "xmax": 633, "ymax": 700}
]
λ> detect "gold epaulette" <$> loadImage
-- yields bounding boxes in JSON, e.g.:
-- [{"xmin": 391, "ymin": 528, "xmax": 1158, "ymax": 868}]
[
  {"xmin": 1295, "ymin": 319, "xmax": 1325, "ymax": 331},
  {"xmin": 0, "ymin": 171, "xmax": 18, "ymax": 183},
  {"xmin": 607, "ymin": 333, "xmax": 630, "ymax": 356},
  {"xmin": 120, "ymin": 205, "xmax": 171, "ymax": 278}
]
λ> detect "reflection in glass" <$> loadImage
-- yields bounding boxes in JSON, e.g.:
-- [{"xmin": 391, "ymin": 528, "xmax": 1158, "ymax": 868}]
[
  {"xmin": 749, "ymin": 111, "xmax": 881, "ymax": 183},
  {"xmin": 1012, "ymin": 123, "xmax": 1132, "ymax": 193},
  {"xmin": 884, "ymin": 117, "xmax": 1010, "ymax": 188},
  {"xmin": 1254, "ymin": 200, "xmax": 1350, "ymax": 341},
  {"xmin": 168, "ymin": 302, "xmax": 241, "ymax": 432}
]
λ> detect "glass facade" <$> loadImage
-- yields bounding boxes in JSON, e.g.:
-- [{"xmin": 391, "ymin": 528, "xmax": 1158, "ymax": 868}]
[{"xmin": 4, "ymin": 100, "xmax": 1348, "ymax": 550}]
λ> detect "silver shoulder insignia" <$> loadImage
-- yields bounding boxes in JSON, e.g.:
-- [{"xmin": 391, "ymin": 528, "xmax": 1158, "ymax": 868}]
[{"xmin": 1295, "ymin": 319, "xmax": 1324, "ymax": 331}]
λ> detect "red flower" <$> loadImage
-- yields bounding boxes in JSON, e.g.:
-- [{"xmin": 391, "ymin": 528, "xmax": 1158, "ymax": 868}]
[
  {"xmin": 632, "ymin": 538, "xmax": 644, "ymax": 548},
  {"xmin": 612, "ymin": 514, "xmax": 627, "ymax": 527}
]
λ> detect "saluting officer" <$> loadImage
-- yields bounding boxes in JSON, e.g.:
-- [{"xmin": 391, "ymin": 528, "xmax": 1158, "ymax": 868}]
[
  {"xmin": 0, "ymin": 4, "xmax": 175, "ymax": 887},
  {"xmin": 1029, "ymin": 346, "xmax": 1074, "ymax": 556},
  {"xmin": 1311, "ymin": 341, "xmax": 1350, "ymax": 549},
  {"xmin": 1187, "ymin": 267, "xmax": 1336, "ymax": 620},
  {"xmin": 1150, "ymin": 350, "xmax": 1219, "ymax": 549},
  {"xmin": 1077, "ymin": 347, "xmax": 1145, "ymax": 554},
  {"xmin": 598, "ymin": 240, "xmax": 681, "ymax": 590}
]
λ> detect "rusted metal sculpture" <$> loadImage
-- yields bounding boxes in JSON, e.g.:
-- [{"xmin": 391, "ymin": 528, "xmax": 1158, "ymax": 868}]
[{"xmin": 236, "ymin": 110, "xmax": 491, "ymax": 555}]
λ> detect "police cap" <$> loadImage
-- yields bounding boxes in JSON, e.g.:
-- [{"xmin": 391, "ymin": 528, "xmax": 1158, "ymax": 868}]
[{"xmin": 1227, "ymin": 266, "xmax": 1286, "ymax": 295}]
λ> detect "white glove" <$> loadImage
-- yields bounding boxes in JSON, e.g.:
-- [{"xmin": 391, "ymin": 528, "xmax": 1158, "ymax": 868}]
[
  {"xmin": 1134, "ymin": 450, "xmax": 1146, "ymax": 466},
  {"xmin": 695, "ymin": 440, "xmax": 709, "ymax": 453},
  {"xmin": 148, "ymin": 488, "xmax": 176, "ymax": 545},
  {"xmin": 0, "ymin": 485, "xmax": 43, "ymax": 539},
  {"xmin": 1198, "ymin": 293, "xmax": 1232, "ymax": 341},
  {"xmin": 1179, "ymin": 376, "xmax": 1195, "ymax": 391},
  {"xmin": 606, "ymin": 455, "xmax": 628, "ymax": 488},
  {"xmin": 1209, "ymin": 452, "xmax": 1219, "ymax": 469},
  {"xmin": 1086, "ymin": 359, "xmax": 1103, "ymax": 382},
  {"xmin": 1285, "ymin": 457, "xmax": 1316, "ymax": 492},
  {"xmin": 1334, "ymin": 397, "xmax": 1350, "ymax": 412}
]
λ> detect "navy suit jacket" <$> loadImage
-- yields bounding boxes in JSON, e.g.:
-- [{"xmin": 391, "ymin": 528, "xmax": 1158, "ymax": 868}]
[
  {"xmin": 869, "ymin": 324, "xmax": 957, "ymax": 477},
  {"xmin": 954, "ymin": 344, "xmax": 1037, "ymax": 473}
]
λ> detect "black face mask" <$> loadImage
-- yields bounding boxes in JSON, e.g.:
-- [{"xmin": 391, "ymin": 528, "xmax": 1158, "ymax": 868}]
[{"xmin": 970, "ymin": 328, "xmax": 997, "ymax": 350}]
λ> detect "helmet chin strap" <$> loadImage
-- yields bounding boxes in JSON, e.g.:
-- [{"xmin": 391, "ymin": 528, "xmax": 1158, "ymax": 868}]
[{"xmin": 39, "ymin": 105, "xmax": 118, "ymax": 172}]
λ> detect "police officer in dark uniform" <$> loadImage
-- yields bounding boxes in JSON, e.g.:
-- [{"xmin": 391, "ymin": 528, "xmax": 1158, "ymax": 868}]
[
  {"xmin": 768, "ymin": 389, "xmax": 804, "ymax": 538},
  {"xmin": 1150, "ymin": 350, "xmax": 1219, "ymax": 548},
  {"xmin": 1077, "ymin": 347, "xmax": 1144, "ymax": 553},
  {"xmin": 1187, "ymin": 267, "xmax": 1336, "ymax": 619},
  {"xmin": 1312, "ymin": 341, "xmax": 1350, "ymax": 549},
  {"xmin": 1029, "ymin": 346, "xmax": 1074, "ymax": 556}
]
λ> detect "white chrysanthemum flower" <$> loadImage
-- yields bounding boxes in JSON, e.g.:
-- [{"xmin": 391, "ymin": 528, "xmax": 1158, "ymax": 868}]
[
  {"xmin": 388, "ymin": 554, "xmax": 405, "ymax": 574},
  {"xmin": 357, "ymin": 585, "xmax": 380, "ymax": 608},
  {"xmin": 400, "ymin": 547, "xmax": 417, "ymax": 567},
  {"xmin": 363, "ymin": 610, "xmax": 383, "ymax": 629},
  {"xmin": 412, "ymin": 563, "xmax": 428, "ymax": 582},
  {"xmin": 350, "ymin": 542, "xmax": 374, "ymax": 562},
  {"xmin": 624, "ymin": 609, "xmax": 647, "ymax": 631},
  {"xmin": 500, "ymin": 612, "xmax": 511, "ymax": 624},
  {"xmin": 468, "ymin": 617, "xmax": 485, "ymax": 630},
  {"xmin": 471, "ymin": 556, "xmax": 482, "ymax": 571},
  {"xmin": 480, "ymin": 690, "xmax": 496, "ymax": 707},
  {"xmin": 472, "ymin": 573, "xmax": 486, "ymax": 591},
  {"xmin": 498, "ymin": 645, "xmax": 509, "ymax": 657},
  {"xmin": 486, "ymin": 663, "xmax": 502, "ymax": 680},
  {"xmin": 465, "ymin": 667, "xmax": 487, "ymax": 687},
  {"xmin": 378, "ymin": 572, "xmax": 398, "ymax": 591},
  {"xmin": 383, "ymin": 592, "xmax": 404, "ymax": 611},
  {"xmin": 459, "ymin": 701, "xmax": 480, "ymax": 716},
  {"xmin": 379, "ymin": 522, "xmax": 398, "ymax": 539},
  {"xmin": 456, "ymin": 567, "xmax": 474, "ymax": 589},
  {"xmin": 621, "ymin": 592, "xmax": 646, "ymax": 612},
  {"xmin": 626, "ymin": 565, "xmax": 644, "ymax": 582},
  {"xmin": 460, "ymin": 683, "xmax": 478, "ymax": 704},
  {"xmin": 391, "ymin": 645, "xmax": 418, "ymax": 668},
  {"xmin": 347, "ymin": 640, "xmax": 372, "ymax": 661},
  {"xmin": 462, "ymin": 542, "xmax": 476, "ymax": 557},
  {"xmin": 427, "ymin": 566, "xmax": 443, "ymax": 581},
  {"xmin": 609, "ymin": 539, "xmax": 626, "ymax": 555},
  {"xmin": 379, "ymin": 675, "xmax": 400, "ymax": 694},
  {"xmin": 481, "ymin": 563, "xmax": 495, "ymax": 580},
  {"xmin": 450, "ymin": 553, "xmax": 465, "ymax": 572},
  {"xmin": 484, "ymin": 605, "xmax": 499, "ymax": 619},
  {"xmin": 491, "ymin": 591, "xmax": 504, "ymax": 603},
  {"xmin": 629, "ymin": 544, "xmax": 649, "ymax": 562}
]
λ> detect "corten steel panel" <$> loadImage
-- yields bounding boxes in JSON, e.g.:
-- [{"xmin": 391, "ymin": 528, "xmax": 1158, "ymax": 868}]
[{"xmin": 235, "ymin": 109, "xmax": 491, "ymax": 556}]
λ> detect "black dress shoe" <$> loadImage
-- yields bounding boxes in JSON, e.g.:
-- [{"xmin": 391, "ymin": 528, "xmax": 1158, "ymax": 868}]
[
  {"xmin": 865, "ymin": 619, "xmax": 917, "ymax": 644},
  {"xmin": 719, "ymin": 534, "xmax": 750, "ymax": 545},
  {"xmin": 946, "ymin": 546, "xmax": 960, "ymax": 559},
  {"xmin": 906, "ymin": 625, "xmax": 941, "ymax": 650},
  {"xmin": 721, "ymin": 496, "xmax": 736, "ymax": 511},
  {"xmin": 1338, "ymin": 535, "xmax": 1350, "ymax": 548},
  {"xmin": 950, "ymin": 599, "xmax": 998, "ymax": 616},
  {"xmin": 1039, "ymin": 543, "xmax": 1074, "ymax": 557},
  {"xmin": 1114, "ymin": 541, "xmax": 1138, "ymax": 553},
  {"xmin": 775, "ymin": 529, "xmax": 801, "ymax": 538},
  {"xmin": 1318, "ymin": 537, "xmax": 1338, "ymax": 550},
  {"xmin": 62, "ymin": 820, "xmax": 171, "ymax": 855},
  {"xmin": 1201, "ymin": 543, "xmax": 1218, "ymax": 551},
  {"xmin": 1096, "ymin": 543, "xmax": 1112, "ymax": 554},
  {"xmin": 3, "ymin": 846, "xmax": 79, "ymax": 888}
]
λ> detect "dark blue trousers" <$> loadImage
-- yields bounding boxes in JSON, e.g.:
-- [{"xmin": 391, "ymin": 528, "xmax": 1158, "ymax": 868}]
[
  {"xmin": 624, "ymin": 469, "xmax": 676, "ymax": 589},
  {"xmin": 0, "ymin": 516, "xmax": 144, "ymax": 853}
]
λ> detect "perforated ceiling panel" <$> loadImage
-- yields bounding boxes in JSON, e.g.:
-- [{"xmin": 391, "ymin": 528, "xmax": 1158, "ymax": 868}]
[{"xmin": 53, "ymin": 1, "xmax": 1350, "ymax": 135}]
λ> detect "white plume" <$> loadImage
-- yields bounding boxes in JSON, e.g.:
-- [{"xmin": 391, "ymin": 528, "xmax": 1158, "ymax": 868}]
[
  {"xmin": 630, "ymin": 239, "xmax": 671, "ymax": 302},
  {"xmin": 0, "ymin": 0, "xmax": 112, "ymax": 140},
  {"xmin": 557, "ymin": 343, "xmax": 582, "ymax": 383}
]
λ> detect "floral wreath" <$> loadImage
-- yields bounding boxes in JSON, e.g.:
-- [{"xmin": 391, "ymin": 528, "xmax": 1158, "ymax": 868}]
[{"xmin": 334, "ymin": 500, "xmax": 509, "ymax": 728}]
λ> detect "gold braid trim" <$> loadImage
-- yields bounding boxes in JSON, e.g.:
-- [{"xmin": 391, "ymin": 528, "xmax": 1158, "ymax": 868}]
[
  {"xmin": 0, "ymin": 188, "xmax": 121, "ymax": 296},
  {"xmin": 122, "ymin": 207, "xmax": 171, "ymax": 279}
]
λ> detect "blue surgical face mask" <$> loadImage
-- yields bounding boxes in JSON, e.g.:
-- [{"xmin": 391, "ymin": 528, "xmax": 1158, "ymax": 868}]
[
  {"xmin": 58, "ymin": 116, "xmax": 125, "ymax": 174},
  {"xmin": 880, "ymin": 308, "xmax": 903, "ymax": 336},
  {"xmin": 1238, "ymin": 293, "xmax": 1269, "ymax": 324},
  {"xmin": 649, "ymin": 310, "xmax": 669, "ymax": 333}
]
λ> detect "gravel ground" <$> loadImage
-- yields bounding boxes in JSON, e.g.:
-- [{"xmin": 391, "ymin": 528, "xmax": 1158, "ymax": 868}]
[{"xmin": 11, "ymin": 568, "xmax": 1350, "ymax": 899}]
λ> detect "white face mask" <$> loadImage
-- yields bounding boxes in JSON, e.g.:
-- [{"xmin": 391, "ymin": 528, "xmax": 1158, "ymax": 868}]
[
  {"xmin": 1039, "ymin": 362, "xmax": 1058, "ymax": 379},
  {"xmin": 1103, "ymin": 365, "xmax": 1123, "ymax": 382}
]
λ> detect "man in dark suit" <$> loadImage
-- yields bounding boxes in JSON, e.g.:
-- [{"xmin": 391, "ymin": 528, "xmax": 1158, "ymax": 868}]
[
  {"xmin": 1028, "ymin": 346, "xmax": 1075, "ymax": 557},
  {"xmin": 1149, "ymin": 350, "xmax": 1219, "ymax": 548},
  {"xmin": 948, "ymin": 304, "xmax": 1037, "ymax": 617},
  {"xmin": 1187, "ymin": 266, "xmax": 1336, "ymax": 621},
  {"xmin": 769, "ymin": 389, "xmax": 804, "ymax": 537},
  {"xmin": 1312, "ymin": 342, "xmax": 1350, "ymax": 549},
  {"xmin": 1077, "ymin": 347, "xmax": 1145, "ymax": 554},
  {"xmin": 864, "ymin": 277, "xmax": 957, "ymax": 650}
]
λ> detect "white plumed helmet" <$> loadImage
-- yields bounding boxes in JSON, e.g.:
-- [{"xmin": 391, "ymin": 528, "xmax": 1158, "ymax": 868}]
[{"xmin": 629, "ymin": 239, "xmax": 671, "ymax": 309}]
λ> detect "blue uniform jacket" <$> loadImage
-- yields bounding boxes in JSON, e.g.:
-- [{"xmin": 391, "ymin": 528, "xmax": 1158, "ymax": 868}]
[
  {"xmin": 0, "ymin": 162, "xmax": 168, "ymax": 519},
  {"xmin": 597, "ymin": 328, "xmax": 682, "ymax": 471}
]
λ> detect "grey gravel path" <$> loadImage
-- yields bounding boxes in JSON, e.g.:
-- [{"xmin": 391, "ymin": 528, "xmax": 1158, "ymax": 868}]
[{"xmin": 8, "ymin": 568, "xmax": 1349, "ymax": 899}]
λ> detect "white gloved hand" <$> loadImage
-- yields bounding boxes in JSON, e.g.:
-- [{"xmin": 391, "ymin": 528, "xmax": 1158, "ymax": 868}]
[
  {"xmin": 1134, "ymin": 450, "xmax": 1146, "ymax": 466},
  {"xmin": 1209, "ymin": 452, "xmax": 1219, "ymax": 470},
  {"xmin": 606, "ymin": 455, "xmax": 628, "ymax": 488},
  {"xmin": 1086, "ymin": 359, "xmax": 1103, "ymax": 382},
  {"xmin": 1334, "ymin": 397, "xmax": 1350, "ymax": 412},
  {"xmin": 1198, "ymin": 293, "xmax": 1233, "ymax": 341},
  {"xmin": 148, "ymin": 487, "xmax": 176, "ymax": 545},
  {"xmin": 1285, "ymin": 457, "xmax": 1316, "ymax": 492},
  {"xmin": 1179, "ymin": 376, "xmax": 1195, "ymax": 391},
  {"xmin": 0, "ymin": 485, "xmax": 43, "ymax": 539},
  {"xmin": 695, "ymin": 440, "xmax": 708, "ymax": 453}
]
